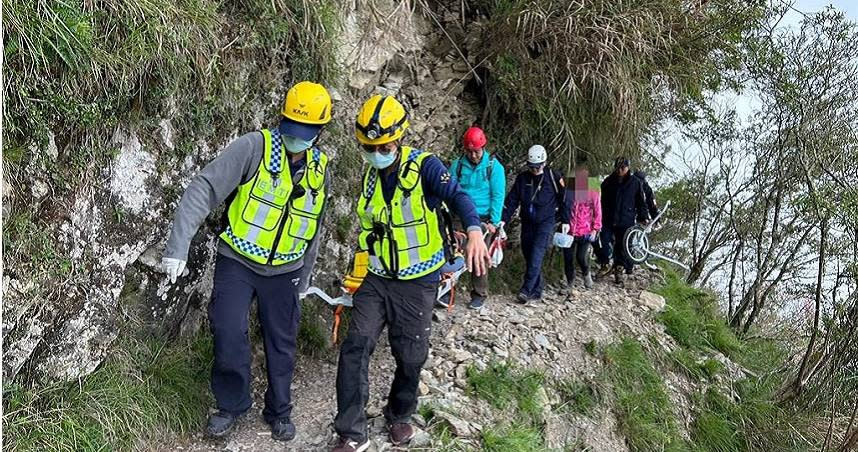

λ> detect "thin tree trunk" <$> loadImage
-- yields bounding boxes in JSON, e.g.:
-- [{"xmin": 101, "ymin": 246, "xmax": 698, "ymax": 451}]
[{"xmin": 794, "ymin": 220, "xmax": 828, "ymax": 396}]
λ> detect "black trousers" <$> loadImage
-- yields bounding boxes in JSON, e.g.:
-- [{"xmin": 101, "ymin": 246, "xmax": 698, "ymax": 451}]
[
  {"xmin": 208, "ymin": 254, "xmax": 302, "ymax": 424},
  {"xmin": 563, "ymin": 237, "xmax": 591, "ymax": 282},
  {"xmin": 611, "ymin": 225, "xmax": 634, "ymax": 272},
  {"xmin": 334, "ymin": 273, "xmax": 436, "ymax": 442}
]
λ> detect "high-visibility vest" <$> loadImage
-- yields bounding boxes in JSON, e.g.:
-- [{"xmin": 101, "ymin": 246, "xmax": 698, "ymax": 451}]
[
  {"xmin": 220, "ymin": 128, "xmax": 328, "ymax": 266},
  {"xmin": 357, "ymin": 147, "xmax": 445, "ymax": 279}
]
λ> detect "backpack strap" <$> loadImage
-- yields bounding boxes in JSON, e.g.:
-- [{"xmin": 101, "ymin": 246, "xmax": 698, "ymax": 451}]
[{"xmin": 486, "ymin": 154, "xmax": 494, "ymax": 182}]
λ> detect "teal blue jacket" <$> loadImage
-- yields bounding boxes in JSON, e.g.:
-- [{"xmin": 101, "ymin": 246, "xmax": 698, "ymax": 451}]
[{"xmin": 449, "ymin": 152, "xmax": 506, "ymax": 224}]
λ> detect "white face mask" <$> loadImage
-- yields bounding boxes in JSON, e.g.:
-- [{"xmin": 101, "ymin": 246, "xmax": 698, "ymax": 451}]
[
  {"xmin": 363, "ymin": 150, "xmax": 397, "ymax": 169},
  {"xmin": 283, "ymin": 135, "xmax": 314, "ymax": 153}
]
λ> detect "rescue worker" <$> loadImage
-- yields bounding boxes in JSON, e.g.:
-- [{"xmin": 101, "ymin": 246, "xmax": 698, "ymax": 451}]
[
  {"xmin": 500, "ymin": 145, "xmax": 569, "ymax": 305},
  {"xmin": 599, "ymin": 157, "xmax": 648, "ymax": 285},
  {"xmin": 448, "ymin": 126, "xmax": 506, "ymax": 309},
  {"xmin": 562, "ymin": 163, "xmax": 601, "ymax": 289},
  {"xmin": 160, "ymin": 81, "xmax": 334, "ymax": 441},
  {"xmin": 332, "ymin": 95, "xmax": 490, "ymax": 452}
]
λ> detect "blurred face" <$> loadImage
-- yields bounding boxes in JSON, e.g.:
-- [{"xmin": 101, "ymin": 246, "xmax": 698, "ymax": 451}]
[
  {"xmin": 528, "ymin": 164, "xmax": 544, "ymax": 175},
  {"xmin": 617, "ymin": 166, "xmax": 629, "ymax": 177},
  {"xmin": 574, "ymin": 167, "xmax": 589, "ymax": 201},
  {"xmin": 465, "ymin": 147, "xmax": 484, "ymax": 164}
]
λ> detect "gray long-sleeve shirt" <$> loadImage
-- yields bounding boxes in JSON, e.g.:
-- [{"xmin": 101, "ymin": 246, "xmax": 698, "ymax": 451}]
[{"xmin": 164, "ymin": 129, "xmax": 327, "ymax": 289}]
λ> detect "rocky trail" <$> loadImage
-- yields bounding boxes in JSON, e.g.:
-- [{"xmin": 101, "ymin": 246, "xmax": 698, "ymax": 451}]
[{"xmin": 161, "ymin": 271, "xmax": 687, "ymax": 452}]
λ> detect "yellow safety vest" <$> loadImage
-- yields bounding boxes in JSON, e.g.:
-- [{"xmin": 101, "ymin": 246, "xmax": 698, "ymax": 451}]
[
  {"xmin": 220, "ymin": 128, "xmax": 328, "ymax": 265},
  {"xmin": 357, "ymin": 147, "xmax": 445, "ymax": 279}
]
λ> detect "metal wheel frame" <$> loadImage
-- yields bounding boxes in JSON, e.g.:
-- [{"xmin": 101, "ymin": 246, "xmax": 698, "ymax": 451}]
[{"xmin": 623, "ymin": 225, "xmax": 650, "ymax": 264}]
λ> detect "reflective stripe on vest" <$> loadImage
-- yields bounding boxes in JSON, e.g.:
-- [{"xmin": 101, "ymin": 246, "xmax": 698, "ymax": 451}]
[
  {"xmin": 356, "ymin": 147, "xmax": 445, "ymax": 280},
  {"xmin": 219, "ymin": 128, "xmax": 328, "ymax": 266}
]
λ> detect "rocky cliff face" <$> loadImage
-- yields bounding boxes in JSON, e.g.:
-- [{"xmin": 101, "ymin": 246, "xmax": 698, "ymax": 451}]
[{"xmin": 2, "ymin": 0, "xmax": 486, "ymax": 384}]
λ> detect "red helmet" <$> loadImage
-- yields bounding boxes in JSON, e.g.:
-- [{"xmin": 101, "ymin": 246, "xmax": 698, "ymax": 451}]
[{"xmin": 463, "ymin": 126, "xmax": 487, "ymax": 150}]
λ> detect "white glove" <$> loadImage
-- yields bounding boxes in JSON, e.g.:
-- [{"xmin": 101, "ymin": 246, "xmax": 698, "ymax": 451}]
[
  {"xmin": 561, "ymin": 224, "xmax": 570, "ymax": 235},
  {"xmin": 161, "ymin": 257, "xmax": 187, "ymax": 284}
]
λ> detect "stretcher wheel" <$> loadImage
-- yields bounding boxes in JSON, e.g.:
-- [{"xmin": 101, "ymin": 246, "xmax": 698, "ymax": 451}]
[{"xmin": 623, "ymin": 225, "xmax": 649, "ymax": 265}]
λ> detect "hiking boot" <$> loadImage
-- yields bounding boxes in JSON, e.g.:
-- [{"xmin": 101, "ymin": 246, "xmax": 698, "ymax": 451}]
[
  {"xmin": 613, "ymin": 267, "xmax": 624, "ymax": 286},
  {"xmin": 270, "ymin": 417, "xmax": 296, "ymax": 441},
  {"xmin": 584, "ymin": 272, "xmax": 594, "ymax": 289},
  {"xmin": 389, "ymin": 423, "xmax": 416, "ymax": 445},
  {"xmin": 206, "ymin": 410, "xmax": 239, "ymax": 438},
  {"xmin": 468, "ymin": 296, "xmax": 485, "ymax": 309},
  {"xmin": 435, "ymin": 292, "xmax": 451, "ymax": 309},
  {"xmin": 332, "ymin": 437, "xmax": 370, "ymax": 452},
  {"xmin": 516, "ymin": 292, "xmax": 529, "ymax": 304},
  {"xmin": 625, "ymin": 267, "xmax": 634, "ymax": 275},
  {"xmin": 596, "ymin": 264, "xmax": 613, "ymax": 280}
]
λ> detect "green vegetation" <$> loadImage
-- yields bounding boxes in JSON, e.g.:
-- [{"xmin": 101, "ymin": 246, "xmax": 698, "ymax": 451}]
[
  {"xmin": 604, "ymin": 338, "xmax": 689, "ymax": 452},
  {"xmin": 655, "ymin": 270, "xmax": 742, "ymax": 357},
  {"xmin": 482, "ymin": 424, "xmax": 545, "ymax": 452},
  {"xmin": 3, "ymin": 0, "xmax": 342, "ymax": 192},
  {"xmin": 465, "ymin": 362, "xmax": 550, "ymax": 450},
  {"xmin": 555, "ymin": 377, "xmax": 600, "ymax": 416},
  {"xmin": 650, "ymin": 269, "xmax": 826, "ymax": 451},
  {"xmin": 467, "ymin": 362, "xmax": 545, "ymax": 423},
  {"xmin": 470, "ymin": 0, "xmax": 762, "ymax": 172},
  {"xmin": 669, "ymin": 349, "xmax": 724, "ymax": 382},
  {"xmin": 297, "ymin": 301, "xmax": 330, "ymax": 356},
  {"xmin": 2, "ymin": 334, "xmax": 212, "ymax": 452}
]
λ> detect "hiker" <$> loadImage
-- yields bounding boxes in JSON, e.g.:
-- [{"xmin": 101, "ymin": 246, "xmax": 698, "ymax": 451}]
[
  {"xmin": 447, "ymin": 126, "xmax": 506, "ymax": 309},
  {"xmin": 500, "ymin": 145, "xmax": 569, "ymax": 305},
  {"xmin": 332, "ymin": 95, "xmax": 489, "ymax": 452},
  {"xmin": 598, "ymin": 157, "xmax": 649, "ymax": 285},
  {"xmin": 634, "ymin": 170, "xmax": 659, "ymax": 221},
  {"xmin": 160, "ymin": 81, "xmax": 334, "ymax": 441},
  {"xmin": 562, "ymin": 163, "xmax": 602, "ymax": 289}
]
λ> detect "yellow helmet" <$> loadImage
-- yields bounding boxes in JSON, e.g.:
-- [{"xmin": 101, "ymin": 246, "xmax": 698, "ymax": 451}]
[
  {"xmin": 355, "ymin": 95, "xmax": 410, "ymax": 145},
  {"xmin": 282, "ymin": 81, "xmax": 332, "ymax": 125}
]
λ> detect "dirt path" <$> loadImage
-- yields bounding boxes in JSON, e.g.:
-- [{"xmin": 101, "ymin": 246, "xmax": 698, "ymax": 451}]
[{"xmin": 160, "ymin": 272, "xmax": 664, "ymax": 452}]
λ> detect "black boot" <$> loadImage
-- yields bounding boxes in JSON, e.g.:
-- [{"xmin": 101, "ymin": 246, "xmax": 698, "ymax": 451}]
[
  {"xmin": 207, "ymin": 411, "xmax": 240, "ymax": 437},
  {"xmin": 271, "ymin": 417, "xmax": 296, "ymax": 441}
]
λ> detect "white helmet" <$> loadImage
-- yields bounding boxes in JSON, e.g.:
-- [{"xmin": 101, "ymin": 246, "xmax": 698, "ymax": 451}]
[{"xmin": 527, "ymin": 144, "xmax": 547, "ymax": 166}]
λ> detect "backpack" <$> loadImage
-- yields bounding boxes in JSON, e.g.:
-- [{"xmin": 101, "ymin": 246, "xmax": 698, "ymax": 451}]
[{"xmin": 455, "ymin": 154, "xmax": 497, "ymax": 183}]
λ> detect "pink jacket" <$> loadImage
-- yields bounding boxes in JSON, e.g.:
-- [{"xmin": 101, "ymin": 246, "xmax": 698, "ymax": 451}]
[{"xmin": 568, "ymin": 190, "xmax": 602, "ymax": 237}]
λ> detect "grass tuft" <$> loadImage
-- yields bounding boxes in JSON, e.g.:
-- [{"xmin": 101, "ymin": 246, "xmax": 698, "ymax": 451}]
[
  {"xmin": 555, "ymin": 378, "xmax": 600, "ymax": 416},
  {"xmin": 466, "ymin": 362, "xmax": 545, "ymax": 424},
  {"xmin": 482, "ymin": 424, "xmax": 545, "ymax": 452},
  {"xmin": 604, "ymin": 338, "xmax": 689, "ymax": 452},
  {"xmin": 3, "ymin": 333, "xmax": 212, "ymax": 452},
  {"xmin": 655, "ymin": 271, "xmax": 741, "ymax": 356}
]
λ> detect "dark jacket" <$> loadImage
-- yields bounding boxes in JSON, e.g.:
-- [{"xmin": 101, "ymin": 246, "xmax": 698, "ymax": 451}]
[
  {"xmin": 634, "ymin": 170, "xmax": 658, "ymax": 220},
  {"xmin": 600, "ymin": 171, "xmax": 648, "ymax": 228},
  {"xmin": 501, "ymin": 167, "xmax": 569, "ymax": 225}
]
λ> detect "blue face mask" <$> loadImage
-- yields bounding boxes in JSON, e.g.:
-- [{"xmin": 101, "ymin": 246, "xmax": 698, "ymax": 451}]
[
  {"xmin": 363, "ymin": 150, "xmax": 397, "ymax": 169},
  {"xmin": 283, "ymin": 135, "xmax": 314, "ymax": 154}
]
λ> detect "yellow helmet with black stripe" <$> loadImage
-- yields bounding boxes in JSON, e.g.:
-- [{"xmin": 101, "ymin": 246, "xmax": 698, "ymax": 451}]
[{"xmin": 355, "ymin": 95, "xmax": 410, "ymax": 145}]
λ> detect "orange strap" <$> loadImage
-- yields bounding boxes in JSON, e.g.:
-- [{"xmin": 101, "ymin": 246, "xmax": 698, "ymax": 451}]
[{"xmin": 332, "ymin": 305, "xmax": 345, "ymax": 344}]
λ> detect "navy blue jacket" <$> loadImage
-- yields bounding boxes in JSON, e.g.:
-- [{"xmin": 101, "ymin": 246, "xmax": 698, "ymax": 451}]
[
  {"xmin": 501, "ymin": 167, "xmax": 569, "ymax": 225},
  {"xmin": 601, "ymin": 172, "xmax": 648, "ymax": 228}
]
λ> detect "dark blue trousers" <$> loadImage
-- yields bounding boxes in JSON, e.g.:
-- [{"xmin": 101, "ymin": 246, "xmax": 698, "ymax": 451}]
[
  {"xmin": 596, "ymin": 227, "xmax": 614, "ymax": 266},
  {"xmin": 519, "ymin": 220, "xmax": 554, "ymax": 298},
  {"xmin": 208, "ymin": 254, "xmax": 301, "ymax": 424}
]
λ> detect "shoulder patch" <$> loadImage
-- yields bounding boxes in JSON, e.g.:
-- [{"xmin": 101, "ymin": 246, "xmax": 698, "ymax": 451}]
[{"xmin": 440, "ymin": 171, "xmax": 451, "ymax": 184}]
